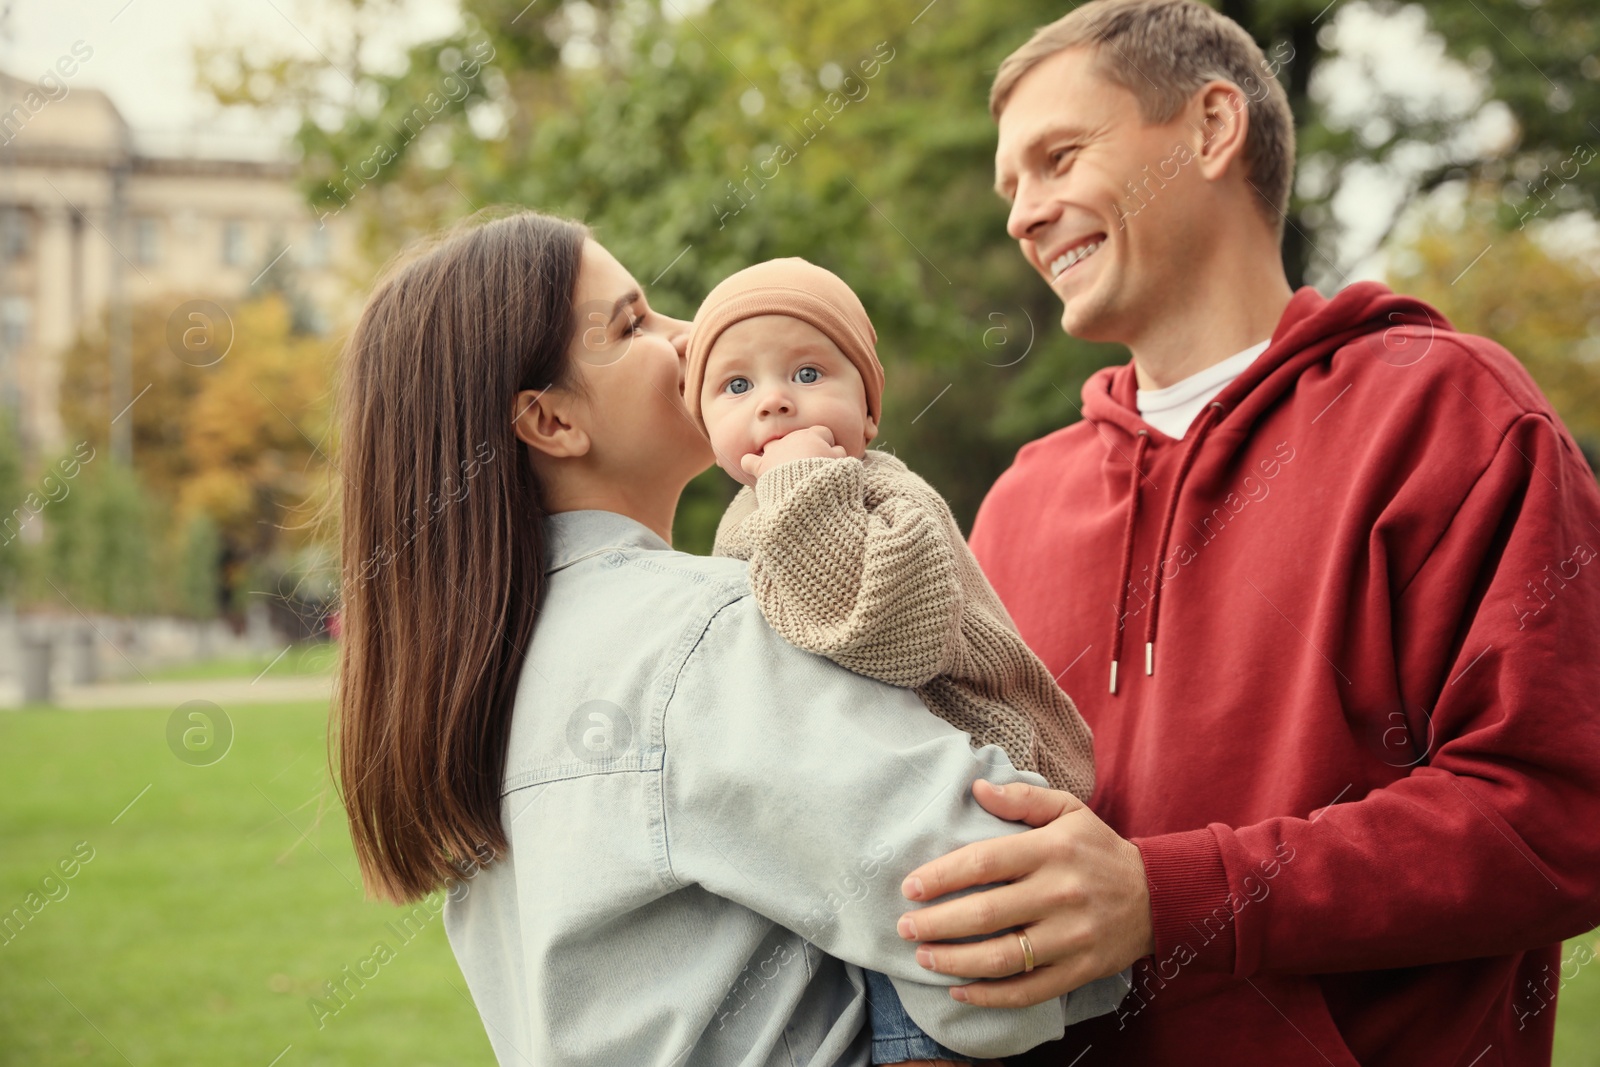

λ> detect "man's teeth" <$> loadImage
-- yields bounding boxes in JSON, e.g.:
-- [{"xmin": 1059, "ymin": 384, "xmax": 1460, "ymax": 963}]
[{"xmin": 1050, "ymin": 240, "xmax": 1104, "ymax": 278}]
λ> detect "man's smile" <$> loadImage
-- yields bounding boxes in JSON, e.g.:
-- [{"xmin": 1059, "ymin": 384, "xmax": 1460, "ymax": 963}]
[{"xmin": 1043, "ymin": 232, "xmax": 1108, "ymax": 280}]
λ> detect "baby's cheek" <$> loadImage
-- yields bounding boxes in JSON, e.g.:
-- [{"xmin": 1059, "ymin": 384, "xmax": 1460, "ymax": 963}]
[
  {"xmin": 823, "ymin": 407, "xmax": 870, "ymax": 459},
  {"xmin": 704, "ymin": 415, "xmax": 750, "ymax": 477}
]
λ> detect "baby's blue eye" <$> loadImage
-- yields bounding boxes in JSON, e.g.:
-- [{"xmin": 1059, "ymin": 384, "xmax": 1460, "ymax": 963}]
[
  {"xmin": 794, "ymin": 366, "xmax": 820, "ymax": 384},
  {"xmin": 727, "ymin": 377, "xmax": 751, "ymax": 395}
]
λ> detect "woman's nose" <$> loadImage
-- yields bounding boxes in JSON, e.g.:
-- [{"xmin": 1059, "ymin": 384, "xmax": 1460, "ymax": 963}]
[{"xmin": 661, "ymin": 314, "xmax": 691, "ymax": 357}]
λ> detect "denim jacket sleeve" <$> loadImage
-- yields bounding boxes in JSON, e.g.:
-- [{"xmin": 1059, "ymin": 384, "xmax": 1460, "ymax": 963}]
[{"xmin": 660, "ymin": 594, "xmax": 1068, "ymax": 1060}]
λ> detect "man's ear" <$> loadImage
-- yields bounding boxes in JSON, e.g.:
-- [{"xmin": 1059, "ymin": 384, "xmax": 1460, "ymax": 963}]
[
  {"xmin": 1189, "ymin": 80, "xmax": 1251, "ymax": 185},
  {"xmin": 512, "ymin": 386, "xmax": 590, "ymax": 460}
]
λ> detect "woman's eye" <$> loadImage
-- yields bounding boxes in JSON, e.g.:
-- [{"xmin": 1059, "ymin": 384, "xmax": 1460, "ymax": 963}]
[
  {"xmin": 727, "ymin": 377, "xmax": 751, "ymax": 395},
  {"xmin": 794, "ymin": 366, "xmax": 820, "ymax": 384},
  {"xmin": 625, "ymin": 313, "xmax": 644, "ymax": 336}
]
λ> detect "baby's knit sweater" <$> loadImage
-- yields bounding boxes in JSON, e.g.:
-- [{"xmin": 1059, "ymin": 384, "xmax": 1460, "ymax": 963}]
[{"xmin": 711, "ymin": 450, "xmax": 1096, "ymax": 799}]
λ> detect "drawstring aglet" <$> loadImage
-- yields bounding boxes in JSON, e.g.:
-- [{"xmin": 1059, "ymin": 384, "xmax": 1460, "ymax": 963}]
[
  {"xmin": 1110, "ymin": 660, "xmax": 1119, "ymax": 694},
  {"xmin": 1146, "ymin": 642, "xmax": 1154, "ymax": 676}
]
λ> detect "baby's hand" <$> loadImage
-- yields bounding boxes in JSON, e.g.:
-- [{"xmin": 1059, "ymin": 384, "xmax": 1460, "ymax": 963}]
[{"xmin": 740, "ymin": 425, "xmax": 848, "ymax": 480}]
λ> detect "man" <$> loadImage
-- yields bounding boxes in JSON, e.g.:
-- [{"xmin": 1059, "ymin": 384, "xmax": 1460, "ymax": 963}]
[{"xmin": 889, "ymin": 1, "xmax": 1600, "ymax": 1063}]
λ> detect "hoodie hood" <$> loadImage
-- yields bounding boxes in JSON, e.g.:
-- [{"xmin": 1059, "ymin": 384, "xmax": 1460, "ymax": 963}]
[
  {"xmin": 1082, "ymin": 281, "xmax": 1450, "ymax": 439},
  {"xmin": 1077, "ymin": 281, "xmax": 1452, "ymax": 693}
]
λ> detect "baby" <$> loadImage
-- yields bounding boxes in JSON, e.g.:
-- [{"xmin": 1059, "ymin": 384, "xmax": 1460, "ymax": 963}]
[
  {"xmin": 685, "ymin": 258, "xmax": 1105, "ymax": 1064},
  {"xmin": 684, "ymin": 257, "xmax": 1095, "ymax": 799}
]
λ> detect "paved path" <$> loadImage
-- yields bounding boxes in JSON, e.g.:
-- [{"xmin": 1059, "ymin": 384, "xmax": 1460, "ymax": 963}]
[{"xmin": 2, "ymin": 674, "xmax": 333, "ymax": 710}]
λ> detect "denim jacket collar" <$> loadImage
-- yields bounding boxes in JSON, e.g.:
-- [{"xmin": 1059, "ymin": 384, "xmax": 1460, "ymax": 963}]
[{"xmin": 544, "ymin": 509, "xmax": 672, "ymax": 573}]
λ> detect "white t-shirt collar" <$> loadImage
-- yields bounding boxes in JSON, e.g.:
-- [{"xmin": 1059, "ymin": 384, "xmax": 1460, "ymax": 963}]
[{"xmin": 1135, "ymin": 340, "xmax": 1270, "ymax": 439}]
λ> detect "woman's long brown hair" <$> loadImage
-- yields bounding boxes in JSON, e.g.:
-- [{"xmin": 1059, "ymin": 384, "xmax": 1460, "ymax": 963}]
[{"xmin": 333, "ymin": 210, "xmax": 587, "ymax": 904}]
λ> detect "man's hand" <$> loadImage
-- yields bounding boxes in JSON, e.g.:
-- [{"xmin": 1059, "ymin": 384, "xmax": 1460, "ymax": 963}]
[
  {"xmin": 739, "ymin": 425, "xmax": 847, "ymax": 480},
  {"xmin": 895, "ymin": 780, "xmax": 1155, "ymax": 1007}
]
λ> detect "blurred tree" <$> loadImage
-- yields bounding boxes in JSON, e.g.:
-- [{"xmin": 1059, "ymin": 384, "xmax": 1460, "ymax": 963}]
[
  {"xmin": 1269, "ymin": 0, "xmax": 1600, "ymax": 284},
  {"xmin": 58, "ymin": 292, "xmax": 334, "ymax": 613},
  {"xmin": 42, "ymin": 459, "xmax": 157, "ymax": 616},
  {"xmin": 1423, "ymin": 0, "xmax": 1600, "ymax": 228},
  {"xmin": 1386, "ymin": 188, "xmax": 1600, "ymax": 457},
  {"xmin": 197, "ymin": 0, "xmax": 1600, "ymax": 550},
  {"xmin": 176, "ymin": 296, "xmax": 331, "ymax": 568},
  {"xmin": 175, "ymin": 513, "xmax": 224, "ymax": 620},
  {"xmin": 58, "ymin": 299, "xmax": 204, "ymax": 506}
]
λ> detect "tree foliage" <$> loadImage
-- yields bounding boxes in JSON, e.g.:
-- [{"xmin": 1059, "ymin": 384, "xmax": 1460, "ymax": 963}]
[
  {"xmin": 199, "ymin": 0, "xmax": 1600, "ymax": 551},
  {"xmin": 1386, "ymin": 189, "xmax": 1600, "ymax": 456},
  {"xmin": 41, "ymin": 459, "xmax": 155, "ymax": 616},
  {"xmin": 56, "ymin": 292, "xmax": 335, "ymax": 613}
]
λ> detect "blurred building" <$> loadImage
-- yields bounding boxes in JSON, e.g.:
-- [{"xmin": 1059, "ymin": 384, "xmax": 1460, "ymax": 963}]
[{"xmin": 0, "ymin": 68, "xmax": 355, "ymax": 459}]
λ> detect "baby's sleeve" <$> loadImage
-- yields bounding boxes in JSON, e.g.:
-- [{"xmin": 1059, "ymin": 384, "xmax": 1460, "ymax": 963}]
[{"xmin": 738, "ymin": 454, "xmax": 964, "ymax": 689}]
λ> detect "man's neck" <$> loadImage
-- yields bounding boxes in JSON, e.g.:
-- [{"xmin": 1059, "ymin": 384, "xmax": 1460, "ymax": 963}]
[{"xmin": 1128, "ymin": 241, "xmax": 1295, "ymax": 391}]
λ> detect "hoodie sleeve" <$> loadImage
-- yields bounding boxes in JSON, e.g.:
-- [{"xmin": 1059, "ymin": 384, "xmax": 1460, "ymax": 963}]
[{"xmin": 1135, "ymin": 410, "xmax": 1600, "ymax": 978}]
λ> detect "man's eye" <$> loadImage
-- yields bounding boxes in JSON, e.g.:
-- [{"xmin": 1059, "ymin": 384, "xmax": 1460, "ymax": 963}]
[
  {"xmin": 794, "ymin": 366, "xmax": 820, "ymax": 384},
  {"xmin": 1050, "ymin": 147, "xmax": 1078, "ymax": 169},
  {"xmin": 727, "ymin": 377, "xmax": 751, "ymax": 395}
]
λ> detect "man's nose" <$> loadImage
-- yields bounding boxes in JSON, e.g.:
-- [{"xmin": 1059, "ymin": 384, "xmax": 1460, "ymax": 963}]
[{"xmin": 1007, "ymin": 178, "xmax": 1060, "ymax": 243}]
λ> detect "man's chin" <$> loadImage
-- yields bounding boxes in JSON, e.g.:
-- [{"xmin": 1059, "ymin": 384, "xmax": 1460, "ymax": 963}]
[
  {"xmin": 1058, "ymin": 301, "xmax": 1114, "ymax": 345},
  {"xmin": 1057, "ymin": 273, "xmax": 1136, "ymax": 345}
]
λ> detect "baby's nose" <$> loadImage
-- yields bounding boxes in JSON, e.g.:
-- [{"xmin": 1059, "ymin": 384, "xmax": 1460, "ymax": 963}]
[{"xmin": 757, "ymin": 389, "xmax": 794, "ymax": 416}]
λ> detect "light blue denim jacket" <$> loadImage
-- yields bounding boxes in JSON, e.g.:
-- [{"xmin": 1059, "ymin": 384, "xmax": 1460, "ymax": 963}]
[{"xmin": 443, "ymin": 509, "xmax": 1127, "ymax": 1066}]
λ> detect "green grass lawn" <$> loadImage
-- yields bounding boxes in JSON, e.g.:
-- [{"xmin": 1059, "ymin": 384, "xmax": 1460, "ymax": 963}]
[
  {"xmin": 0, "ymin": 702, "xmax": 493, "ymax": 1066},
  {"xmin": 2, "ymin": 702, "xmax": 1598, "ymax": 1065},
  {"xmin": 1551, "ymin": 930, "xmax": 1600, "ymax": 1067}
]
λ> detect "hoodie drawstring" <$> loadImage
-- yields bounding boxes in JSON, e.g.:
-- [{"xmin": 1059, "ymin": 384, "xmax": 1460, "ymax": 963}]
[
  {"xmin": 1109, "ymin": 402, "xmax": 1225, "ymax": 694},
  {"xmin": 1109, "ymin": 431, "xmax": 1150, "ymax": 694}
]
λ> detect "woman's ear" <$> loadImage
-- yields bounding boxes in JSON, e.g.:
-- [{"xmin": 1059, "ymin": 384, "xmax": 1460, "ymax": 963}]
[
  {"xmin": 864, "ymin": 415, "xmax": 879, "ymax": 444},
  {"xmin": 512, "ymin": 386, "xmax": 590, "ymax": 459}
]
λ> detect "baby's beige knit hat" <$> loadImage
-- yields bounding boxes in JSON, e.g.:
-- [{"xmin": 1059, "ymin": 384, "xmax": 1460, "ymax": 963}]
[{"xmin": 684, "ymin": 258, "xmax": 884, "ymax": 434}]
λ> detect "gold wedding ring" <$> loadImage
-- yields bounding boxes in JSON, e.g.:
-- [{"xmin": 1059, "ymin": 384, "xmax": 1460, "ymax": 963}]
[{"xmin": 1017, "ymin": 931, "xmax": 1036, "ymax": 974}]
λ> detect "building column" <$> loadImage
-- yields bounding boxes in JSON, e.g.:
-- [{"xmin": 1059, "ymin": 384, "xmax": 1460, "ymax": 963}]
[{"xmin": 30, "ymin": 202, "xmax": 74, "ymax": 455}]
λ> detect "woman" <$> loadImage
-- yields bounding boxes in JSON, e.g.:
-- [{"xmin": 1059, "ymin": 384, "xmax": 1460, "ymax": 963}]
[{"xmin": 332, "ymin": 210, "xmax": 1123, "ymax": 1066}]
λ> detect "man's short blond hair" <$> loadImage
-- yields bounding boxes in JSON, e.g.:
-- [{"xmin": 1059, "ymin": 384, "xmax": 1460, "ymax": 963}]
[{"xmin": 991, "ymin": 0, "xmax": 1296, "ymax": 227}]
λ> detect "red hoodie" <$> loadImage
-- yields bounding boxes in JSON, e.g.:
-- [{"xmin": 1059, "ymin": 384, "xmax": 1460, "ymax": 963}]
[{"xmin": 970, "ymin": 282, "xmax": 1600, "ymax": 1066}]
